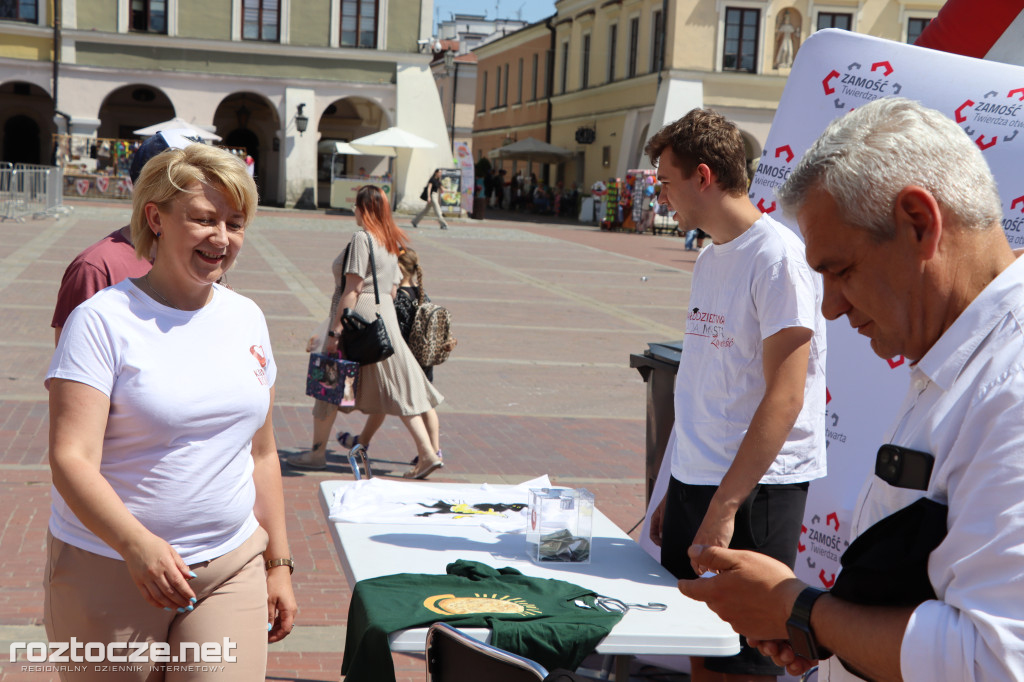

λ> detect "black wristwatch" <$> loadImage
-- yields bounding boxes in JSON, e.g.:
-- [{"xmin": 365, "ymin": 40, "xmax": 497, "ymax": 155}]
[
  {"xmin": 786, "ymin": 586, "xmax": 832, "ymax": 660},
  {"xmin": 327, "ymin": 330, "xmax": 338, "ymax": 338}
]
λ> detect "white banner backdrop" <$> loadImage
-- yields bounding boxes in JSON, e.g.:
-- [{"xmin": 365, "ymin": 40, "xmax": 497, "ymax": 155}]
[{"xmin": 640, "ymin": 29, "xmax": 1024, "ymax": 592}]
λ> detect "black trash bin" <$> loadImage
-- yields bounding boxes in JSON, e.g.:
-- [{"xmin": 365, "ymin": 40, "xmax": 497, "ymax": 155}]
[
  {"xmin": 629, "ymin": 341, "xmax": 682, "ymax": 505},
  {"xmin": 472, "ymin": 197, "xmax": 486, "ymax": 219}
]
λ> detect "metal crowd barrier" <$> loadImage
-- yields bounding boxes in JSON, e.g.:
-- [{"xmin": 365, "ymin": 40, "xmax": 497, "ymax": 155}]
[{"xmin": 1, "ymin": 164, "xmax": 74, "ymax": 222}]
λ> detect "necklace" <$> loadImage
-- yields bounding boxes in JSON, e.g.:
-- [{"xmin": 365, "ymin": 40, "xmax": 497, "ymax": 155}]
[{"xmin": 144, "ymin": 273, "xmax": 178, "ymax": 309}]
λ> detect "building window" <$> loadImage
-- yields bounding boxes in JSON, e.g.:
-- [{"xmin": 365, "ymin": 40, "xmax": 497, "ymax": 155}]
[
  {"xmin": 560, "ymin": 40, "xmax": 569, "ymax": 93},
  {"xmin": 479, "ymin": 71, "xmax": 488, "ymax": 112},
  {"xmin": 544, "ymin": 50, "xmax": 552, "ymax": 96},
  {"xmin": 816, "ymin": 12, "xmax": 851, "ymax": 31},
  {"xmin": 341, "ymin": 0, "xmax": 377, "ymax": 48},
  {"xmin": 495, "ymin": 66, "xmax": 502, "ymax": 107},
  {"xmin": 531, "ymin": 53, "xmax": 539, "ymax": 101},
  {"xmin": 723, "ymin": 7, "xmax": 759, "ymax": 73},
  {"xmin": 243, "ymin": 0, "xmax": 279, "ymax": 41},
  {"xmin": 608, "ymin": 23, "xmax": 617, "ymax": 82},
  {"xmin": 516, "ymin": 58, "xmax": 523, "ymax": 104},
  {"xmin": 627, "ymin": 17, "xmax": 640, "ymax": 78},
  {"xmin": 0, "ymin": 0, "xmax": 37, "ymax": 22},
  {"xmin": 131, "ymin": 0, "xmax": 167, "ymax": 33},
  {"xmin": 503, "ymin": 63, "xmax": 509, "ymax": 106},
  {"xmin": 581, "ymin": 34, "xmax": 591, "ymax": 89},
  {"xmin": 651, "ymin": 9, "xmax": 664, "ymax": 73},
  {"xmin": 907, "ymin": 17, "xmax": 931, "ymax": 44}
]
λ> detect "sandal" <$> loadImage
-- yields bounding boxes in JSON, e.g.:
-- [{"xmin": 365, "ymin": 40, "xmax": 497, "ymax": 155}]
[
  {"xmin": 409, "ymin": 450, "xmax": 443, "ymax": 467},
  {"xmin": 285, "ymin": 453, "xmax": 327, "ymax": 471},
  {"xmin": 336, "ymin": 431, "xmax": 361, "ymax": 448},
  {"xmin": 403, "ymin": 455, "xmax": 443, "ymax": 480}
]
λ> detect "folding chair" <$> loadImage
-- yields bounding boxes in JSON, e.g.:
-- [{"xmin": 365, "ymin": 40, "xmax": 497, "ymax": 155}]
[
  {"xmin": 347, "ymin": 443, "xmax": 372, "ymax": 480},
  {"xmin": 425, "ymin": 622, "xmax": 549, "ymax": 682}
]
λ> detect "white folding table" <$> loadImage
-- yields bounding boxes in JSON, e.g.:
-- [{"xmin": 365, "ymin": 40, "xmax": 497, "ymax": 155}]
[{"xmin": 318, "ymin": 480, "xmax": 739, "ymax": 677}]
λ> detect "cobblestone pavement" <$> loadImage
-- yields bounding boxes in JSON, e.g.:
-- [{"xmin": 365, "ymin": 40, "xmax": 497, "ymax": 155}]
[{"xmin": 0, "ymin": 201, "xmax": 695, "ymax": 681}]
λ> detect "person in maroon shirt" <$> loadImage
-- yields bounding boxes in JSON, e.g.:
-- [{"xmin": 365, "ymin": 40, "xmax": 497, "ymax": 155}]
[{"xmin": 51, "ymin": 129, "xmax": 201, "ymax": 343}]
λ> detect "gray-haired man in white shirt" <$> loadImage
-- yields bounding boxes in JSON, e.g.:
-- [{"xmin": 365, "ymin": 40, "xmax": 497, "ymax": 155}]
[{"xmin": 678, "ymin": 96, "xmax": 1024, "ymax": 682}]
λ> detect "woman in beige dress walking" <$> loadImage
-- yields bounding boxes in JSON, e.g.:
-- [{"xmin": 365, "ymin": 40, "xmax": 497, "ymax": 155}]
[{"xmin": 289, "ymin": 185, "xmax": 444, "ymax": 479}]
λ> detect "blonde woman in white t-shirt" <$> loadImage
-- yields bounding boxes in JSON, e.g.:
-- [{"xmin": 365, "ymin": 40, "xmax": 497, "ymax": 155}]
[{"xmin": 45, "ymin": 145, "xmax": 296, "ymax": 681}]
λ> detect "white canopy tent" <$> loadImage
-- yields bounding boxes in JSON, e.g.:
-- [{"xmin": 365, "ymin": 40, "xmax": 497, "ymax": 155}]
[{"xmin": 487, "ymin": 137, "xmax": 572, "ymax": 165}]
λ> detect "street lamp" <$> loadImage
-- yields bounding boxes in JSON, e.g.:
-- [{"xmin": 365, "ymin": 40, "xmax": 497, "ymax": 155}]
[
  {"xmin": 443, "ymin": 49, "xmax": 458, "ymax": 154},
  {"xmin": 295, "ymin": 103, "xmax": 309, "ymax": 135}
]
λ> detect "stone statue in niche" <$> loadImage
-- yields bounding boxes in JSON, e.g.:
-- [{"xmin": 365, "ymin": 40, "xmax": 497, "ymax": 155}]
[{"xmin": 774, "ymin": 8, "xmax": 802, "ymax": 69}]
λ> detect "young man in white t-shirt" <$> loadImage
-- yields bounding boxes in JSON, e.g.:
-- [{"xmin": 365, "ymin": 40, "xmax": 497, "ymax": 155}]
[{"xmin": 646, "ymin": 108, "xmax": 827, "ymax": 682}]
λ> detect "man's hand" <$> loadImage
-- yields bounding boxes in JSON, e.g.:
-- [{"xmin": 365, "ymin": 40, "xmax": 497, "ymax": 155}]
[
  {"xmin": 747, "ymin": 638, "xmax": 818, "ymax": 677},
  {"xmin": 677, "ymin": 545, "xmax": 804, "ymax": 641},
  {"xmin": 649, "ymin": 497, "xmax": 667, "ymax": 547}
]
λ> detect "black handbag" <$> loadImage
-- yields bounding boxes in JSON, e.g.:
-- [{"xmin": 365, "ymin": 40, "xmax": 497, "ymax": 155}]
[{"xmin": 340, "ymin": 233, "xmax": 395, "ymax": 365}]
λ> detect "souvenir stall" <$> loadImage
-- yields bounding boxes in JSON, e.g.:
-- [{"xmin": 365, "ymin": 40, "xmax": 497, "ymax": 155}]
[
  {"xmin": 53, "ymin": 134, "xmax": 246, "ymax": 201},
  {"xmin": 629, "ymin": 170, "xmax": 658, "ymax": 234},
  {"xmin": 53, "ymin": 135, "xmax": 140, "ymax": 200},
  {"xmin": 584, "ymin": 180, "xmax": 606, "ymax": 225},
  {"xmin": 599, "ymin": 177, "xmax": 622, "ymax": 230},
  {"xmin": 599, "ymin": 170, "xmax": 658, "ymax": 232}
]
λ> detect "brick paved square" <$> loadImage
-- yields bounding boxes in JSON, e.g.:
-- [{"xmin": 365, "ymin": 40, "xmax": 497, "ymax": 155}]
[{"xmin": 0, "ymin": 202, "xmax": 693, "ymax": 681}]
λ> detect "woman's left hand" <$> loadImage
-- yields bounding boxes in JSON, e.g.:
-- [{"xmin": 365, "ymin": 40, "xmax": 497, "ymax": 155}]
[
  {"xmin": 266, "ymin": 569, "xmax": 297, "ymax": 642},
  {"xmin": 324, "ymin": 334, "xmax": 339, "ymax": 355}
]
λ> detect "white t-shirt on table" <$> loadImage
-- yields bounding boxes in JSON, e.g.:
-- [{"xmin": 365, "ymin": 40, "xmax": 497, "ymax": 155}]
[{"xmin": 46, "ymin": 279, "xmax": 276, "ymax": 564}]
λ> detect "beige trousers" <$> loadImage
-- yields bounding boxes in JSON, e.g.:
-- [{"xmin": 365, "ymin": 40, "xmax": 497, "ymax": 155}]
[
  {"xmin": 43, "ymin": 528, "xmax": 269, "ymax": 682},
  {"xmin": 413, "ymin": 192, "xmax": 448, "ymax": 228}
]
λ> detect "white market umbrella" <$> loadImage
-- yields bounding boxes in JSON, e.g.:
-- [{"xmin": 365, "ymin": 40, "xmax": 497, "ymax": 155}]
[
  {"xmin": 133, "ymin": 117, "xmax": 222, "ymax": 142},
  {"xmin": 348, "ymin": 126, "xmax": 437, "ymax": 157},
  {"xmin": 317, "ymin": 140, "xmax": 366, "ymax": 156},
  {"xmin": 349, "ymin": 126, "xmax": 437, "ymax": 149},
  {"xmin": 348, "ymin": 127, "xmax": 438, "ymax": 208},
  {"xmin": 488, "ymin": 137, "xmax": 572, "ymax": 164}
]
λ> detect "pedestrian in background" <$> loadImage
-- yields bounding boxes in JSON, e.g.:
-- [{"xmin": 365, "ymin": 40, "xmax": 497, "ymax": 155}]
[
  {"xmin": 337, "ymin": 246, "xmax": 451, "ymax": 469},
  {"xmin": 292, "ymin": 186, "xmax": 444, "ymax": 479},
  {"xmin": 411, "ymin": 168, "xmax": 448, "ymax": 230},
  {"xmin": 495, "ymin": 169, "xmax": 508, "ymax": 208}
]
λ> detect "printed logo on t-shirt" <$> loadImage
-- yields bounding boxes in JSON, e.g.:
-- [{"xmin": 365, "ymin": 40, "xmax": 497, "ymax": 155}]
[
  {"xmin": 250, "ymin": 345, "xmax": 267, "ymax": 368},
  {"xmin": 250, "ymin": 344, "xmax": 269, "ymax": 386},
  {"xmin": 686, "ymin": 308, "xmax": 734, "ymax": 349},
  {"xmin": 423, "ymin": 593, "xmax": 542, "ymax": 616}
]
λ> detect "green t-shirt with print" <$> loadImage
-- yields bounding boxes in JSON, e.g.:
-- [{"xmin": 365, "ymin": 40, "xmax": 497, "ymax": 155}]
[{"xmin": 341, "ymin": 560, "xmax": 624, "ymax": 682}]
